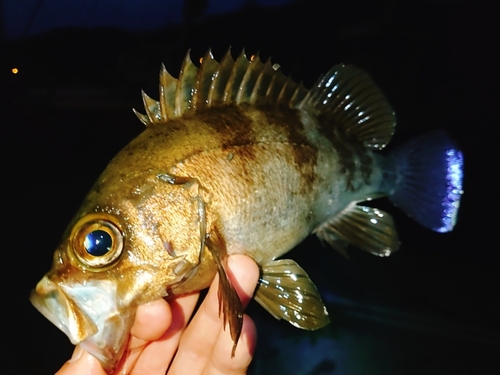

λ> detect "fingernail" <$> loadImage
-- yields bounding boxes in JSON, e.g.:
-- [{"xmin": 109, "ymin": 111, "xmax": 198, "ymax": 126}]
[{"xmin": 69, "ymin": 345, "xmax": 84, "ymax": 363}]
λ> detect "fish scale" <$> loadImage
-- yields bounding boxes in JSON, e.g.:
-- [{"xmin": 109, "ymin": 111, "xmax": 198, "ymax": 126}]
[{"xmin": 31, "ymin": 48, "xmax": 463, "ymax": 373}]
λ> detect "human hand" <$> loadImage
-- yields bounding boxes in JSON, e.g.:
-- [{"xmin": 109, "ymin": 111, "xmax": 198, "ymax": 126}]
[{"xmin": 56, "ymin": 254, "xmax": 259, "ymax": 375}]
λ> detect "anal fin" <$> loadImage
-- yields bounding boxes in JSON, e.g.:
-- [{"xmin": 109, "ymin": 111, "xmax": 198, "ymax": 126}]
[
  {"xmin": 317, "ymin": 231, "xmax": 350, "ymax": 259},
  {"xmin": 315, "ymin": 203, "xmax": 400, "ymax": 257},
  {"xmin": 254, "ymin": 259, "xmax": 329, "ymax": 330},
  {"xmin": 205, "ymin": 231, "xmax": 243, "ymax": 357}
]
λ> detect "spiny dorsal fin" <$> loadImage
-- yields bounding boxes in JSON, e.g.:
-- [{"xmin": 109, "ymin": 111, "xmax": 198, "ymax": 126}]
[
  {"xmin": 193, "ymin": 50, "xmax": 219, "ymax": 110},
  {"xmin": 207, "ymin": 48, "xmax": 234, "ymax": 106},
  {"xmin": 224, "ymin": 49, "xmax": 250, "ymax": 103},
  {"xmin": 159, "ymin": 64, "xmax": 177, "ymax": 119},
  {"xmin": 299, "ymin": 64, "xmax": 396, "ymax": 150},
  {"xmin": 175, "ymin": 53, "xmax": 198, "ymax": 117},
  {"xmin": 236, "ymin": 53, "xmax": 264, "ymax": 104},
  {"xmin": 133, "ymin": 48, "xmax": 308, "ymax": 126}
]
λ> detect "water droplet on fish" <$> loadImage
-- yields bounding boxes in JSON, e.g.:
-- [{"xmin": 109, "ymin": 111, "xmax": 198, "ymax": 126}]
[
  {"xmin": 377, "ymin": 249, "xmax": 391, "ymax": 257},
  {"xmin": 157, "ymin": 173, "xmax": 175, "ymax": 184}
]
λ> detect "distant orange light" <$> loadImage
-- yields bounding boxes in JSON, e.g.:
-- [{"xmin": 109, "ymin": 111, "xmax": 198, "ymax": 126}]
[{"xmin": 12, "ymin": 68, "xmax": 19, "ymax": 74}]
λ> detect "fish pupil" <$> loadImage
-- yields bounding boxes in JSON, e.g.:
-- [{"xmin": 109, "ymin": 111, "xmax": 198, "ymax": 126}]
[{"xmin": 84, "ymin": 230, "xmax": 112, "ymax": 256}]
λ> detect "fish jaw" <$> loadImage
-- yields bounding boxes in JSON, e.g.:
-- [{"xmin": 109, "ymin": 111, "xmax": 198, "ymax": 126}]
[{"xmin": 30, "ymin": 275, "xmax": 135, "ymax": 372}]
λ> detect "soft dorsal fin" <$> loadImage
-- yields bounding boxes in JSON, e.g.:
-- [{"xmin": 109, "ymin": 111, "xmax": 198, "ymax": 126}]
[
  {"xmin": 299, "ymin": 64, "xmax": 396, "ymax": 150},
  {"xmin": 133, "ymin": 48, "xmax": 308, "ymax": 126}
]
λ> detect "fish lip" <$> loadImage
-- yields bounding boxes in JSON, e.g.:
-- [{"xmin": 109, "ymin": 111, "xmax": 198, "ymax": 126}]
[
  {"xmin": 30, "ymin": 276, "xmax": 98, "ymax": 344},
  {"xmin": 30, "ymin": 276, "xmax": 136, "ymax": 372}
]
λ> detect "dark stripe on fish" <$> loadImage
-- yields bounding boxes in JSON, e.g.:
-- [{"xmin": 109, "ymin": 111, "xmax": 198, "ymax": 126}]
[
  {"xmin": 259, "ymin": 106, "xmax": 318, "ymax": 195},
  {"xmin": 316, "ymin": 113, "xmax": 373, "ymax": 191}
]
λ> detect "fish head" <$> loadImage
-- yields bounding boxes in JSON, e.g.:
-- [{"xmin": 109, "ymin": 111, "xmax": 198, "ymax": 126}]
[{"xmin": 30, "ymin": 170, "xmax": 210, "ymax": 371}]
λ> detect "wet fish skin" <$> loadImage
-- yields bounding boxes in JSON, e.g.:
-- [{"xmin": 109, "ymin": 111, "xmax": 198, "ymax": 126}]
[{"xmin": 30, "ymin": 49, "xmax": 463, "ymax": 372}]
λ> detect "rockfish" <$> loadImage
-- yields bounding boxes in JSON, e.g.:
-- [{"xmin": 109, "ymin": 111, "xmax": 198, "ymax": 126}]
[{"xmin": 30, "ymin": 49, "xmax": 464, "ymax": 372}]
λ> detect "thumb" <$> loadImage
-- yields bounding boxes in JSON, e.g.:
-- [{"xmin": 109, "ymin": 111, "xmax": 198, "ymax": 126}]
[{"xmin": 56, "ymin": 346, "xmax": 106, "ymax": 375}]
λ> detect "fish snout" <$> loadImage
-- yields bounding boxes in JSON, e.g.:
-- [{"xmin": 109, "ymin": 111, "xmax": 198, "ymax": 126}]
[
  {"xmin": 30, "ymin": 276, "xmax": 136, "ymax": 372},
  {"xmin": 30, "ymin": 276, "xmax": 99, "ymax": 343}
]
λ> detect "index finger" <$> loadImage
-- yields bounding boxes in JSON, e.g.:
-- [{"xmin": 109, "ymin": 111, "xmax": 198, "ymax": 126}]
[{"xmin": 168, "ymin": 254, "xmax": 259, "ymax": 374}]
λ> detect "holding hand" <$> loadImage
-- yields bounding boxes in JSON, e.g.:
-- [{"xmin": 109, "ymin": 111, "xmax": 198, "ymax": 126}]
[{"xmin": 56, "ymin": 254, "xmax": 259, "ymax": 375}]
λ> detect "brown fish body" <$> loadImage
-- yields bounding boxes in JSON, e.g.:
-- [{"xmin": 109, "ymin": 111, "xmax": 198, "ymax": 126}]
[
  {"xmin": 82, "ymin": 103, "xmax": 380, "ymax": 291},
  {"xmin": 31, "ymin": 49, "xmax": 463, "ymax": 372}
]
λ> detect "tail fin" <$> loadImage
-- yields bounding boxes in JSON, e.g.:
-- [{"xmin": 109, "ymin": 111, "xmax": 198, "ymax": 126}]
[{"xmin": 388, "ymin": 131, "xmax": 464, "ymax": 233}]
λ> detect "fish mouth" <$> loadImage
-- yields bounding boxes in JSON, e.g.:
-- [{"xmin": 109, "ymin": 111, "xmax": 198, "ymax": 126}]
[{"xmin": 30, "ymin": 276, "xmax": 136, "ymax": 372}]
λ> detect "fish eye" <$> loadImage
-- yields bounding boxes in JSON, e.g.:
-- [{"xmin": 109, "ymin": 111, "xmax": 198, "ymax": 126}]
[
  {"xmin": 84, "ymin": 230, "xmax": 113, "ymax": 256},
  {"xmin": 71, "ymin": 214, "xmax": 123, "ymax": 269}
]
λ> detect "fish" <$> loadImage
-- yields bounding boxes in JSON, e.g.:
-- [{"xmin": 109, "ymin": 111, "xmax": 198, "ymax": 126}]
[{"xmin": 30, "ymin": 48, "xmax": 464, "ymax": 372}]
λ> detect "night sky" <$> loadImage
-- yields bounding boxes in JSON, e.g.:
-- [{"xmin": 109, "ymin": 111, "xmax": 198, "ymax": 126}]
[{"xmin": 2, "ymin": 0, "xmax": 498, "ymax": 373}]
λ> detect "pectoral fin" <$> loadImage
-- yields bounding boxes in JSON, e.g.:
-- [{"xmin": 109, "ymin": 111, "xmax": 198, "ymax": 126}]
[
  {"xmin": 315, "ymin": 203, "xmax": 400, "ymax": 257},
  {"xmin": 254, "ymin": 259, "xmax": 329, "ymax": 330},
  {"xmin": 205, "ymin": 231, "xmax": 243, "ymax": 357}
]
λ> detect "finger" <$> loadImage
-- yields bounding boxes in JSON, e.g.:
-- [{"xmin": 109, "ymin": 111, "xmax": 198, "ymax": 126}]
[
  {"xmin": 225, "ymin": 255, "xmax": 260, "ymax": 309},
  {"xmin": 206, "ymin": 315, "xmax": 257, "ymax": 375},
  {"xmin": 128, "ymin": 292, "xmax": 200, "ymax": 375},
  {"xmin": 165, "ymin": 275, "xmax": 222, "ymax": 375},
  {"xmin": 169, "ymin": 254, "xmax": 259, "ymax": 375},
  {"xmin": 206, "ymin": 256, "xmax": 259, "ymax": 375},
  {"xmin": 56, "ymin": 345, "xmax": 106, "ymax": 375},
  {"xmin": 131, "ymin": 299, "xmax": 173, "ymax": 341},
  {"xmin": 113, "ymin": 299, "xmax": 173, "ymax": 374}
]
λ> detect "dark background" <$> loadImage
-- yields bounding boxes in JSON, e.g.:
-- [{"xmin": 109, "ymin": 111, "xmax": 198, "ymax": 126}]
[{"xmin": 2, "ymin": 0, "xmax": 498, "ymax": 373}]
